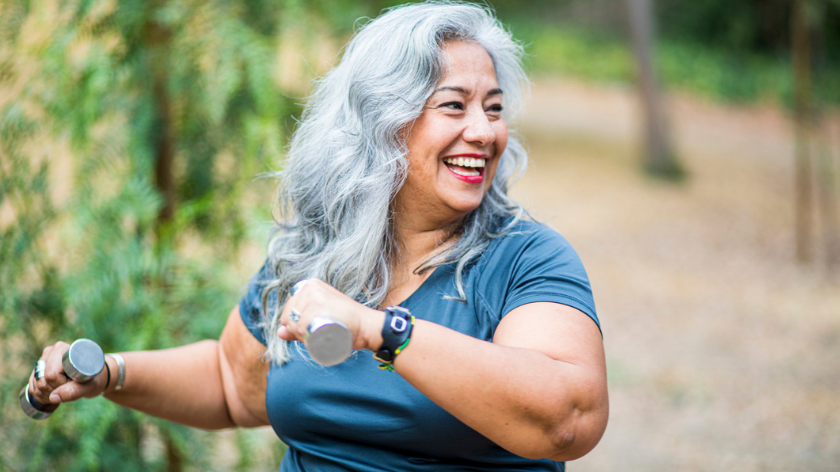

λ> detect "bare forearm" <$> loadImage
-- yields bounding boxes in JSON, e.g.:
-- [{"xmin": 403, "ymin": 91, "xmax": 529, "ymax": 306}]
[
  {"xmin": 103, "ymin": 340, "xmax": 235, "ymax": 430},
  {"xmin": 393, "ymin": 320, "xmax": 607, "ymax": 460}
]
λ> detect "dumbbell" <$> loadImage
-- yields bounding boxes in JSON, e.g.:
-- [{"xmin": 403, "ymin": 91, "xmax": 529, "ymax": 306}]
[
  {"xmin": 289, "ymin": 280, "xmax": 353, "ymax": 367},
  {"xmin": 19, "ymin": 339, "xmax": 105, "ymax": 420},
  {"xmin": 306, "ymin": 317, "xmax": 353, "ymax": 366}
]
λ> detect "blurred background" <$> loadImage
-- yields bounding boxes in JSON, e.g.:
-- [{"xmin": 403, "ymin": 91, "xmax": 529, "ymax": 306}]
[{"xmin": 1, "ymin": 0, "xmax": 838, "ymax": 470}]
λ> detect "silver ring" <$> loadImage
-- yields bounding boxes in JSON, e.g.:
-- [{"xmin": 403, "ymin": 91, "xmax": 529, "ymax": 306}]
[
  {"xmin": 290, "ymin": 308, "xmax": 302, "ymax": 323},
  {"xmin": 34, "ymin": 360, "xmax": 46, "ymax": 380},
  {"xmin": 290, "ymin": 279, "xmax": 308, "ymax": 297}
]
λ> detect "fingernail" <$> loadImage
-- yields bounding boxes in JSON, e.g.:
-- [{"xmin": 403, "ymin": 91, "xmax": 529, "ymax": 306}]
[{"xmin": 49, "ymin": 393, "xmax": 61, "ymax": 404}]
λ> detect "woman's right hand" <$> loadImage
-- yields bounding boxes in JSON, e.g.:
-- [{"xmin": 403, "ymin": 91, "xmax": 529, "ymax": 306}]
[{"xmin": 29, "ymin": 341, "xmax": 110, "ymax": 406}]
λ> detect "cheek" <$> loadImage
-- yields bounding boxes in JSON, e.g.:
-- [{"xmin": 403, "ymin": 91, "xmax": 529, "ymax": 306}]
[
  {"xmin": 406, "ymin": 125, "xmax": 448, "ymax": 167},
  {"xmin": 494, "ymin": 121, "xmax": 509, "ymax": 157},
  {"xmin": 487, "ymin": 123, "xmax": 507, "ymax": 182}
]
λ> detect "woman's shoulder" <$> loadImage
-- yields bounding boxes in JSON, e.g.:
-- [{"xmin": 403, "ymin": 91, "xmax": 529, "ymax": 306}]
[
  {"xmin": 474, "ymin": 217, "xmax": 597, "ymax": 325},
  {"xmin": 485, "ymin": 218, "xmax": 576, "ymax": 260},
  {"xmin": 472, "ymin": 218, "xmax": 587, "ymax": 291}
]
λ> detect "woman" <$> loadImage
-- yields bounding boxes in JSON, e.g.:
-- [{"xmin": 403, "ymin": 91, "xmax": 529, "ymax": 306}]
[{"xmin": 29, "ymin": 2, "xmax": 608, "ymax": 470}]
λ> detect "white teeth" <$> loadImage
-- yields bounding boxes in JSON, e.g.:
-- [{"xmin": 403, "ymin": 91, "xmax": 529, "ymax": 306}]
[
  {"xmin": 443, "ymin": 157, "xmax": 486, "ymax": 168},
  {"xmin": 449, "ymin": 166, "xmax": 480, "ymax": 177}
]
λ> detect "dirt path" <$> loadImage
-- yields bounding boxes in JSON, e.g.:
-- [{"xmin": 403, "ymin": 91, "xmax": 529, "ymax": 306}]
[{"xmin": 514, "ymin": 78, "xmax": 840, "ymax": 471}]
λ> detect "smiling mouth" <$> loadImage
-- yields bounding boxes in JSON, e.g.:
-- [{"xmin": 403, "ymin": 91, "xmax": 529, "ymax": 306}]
[{"xmin": 443, "ymin": 157, "xmax": 486, "ymax": 177}]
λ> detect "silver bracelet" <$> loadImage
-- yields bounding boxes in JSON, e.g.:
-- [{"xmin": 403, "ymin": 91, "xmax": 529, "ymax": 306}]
[{"xmin": 107, "ymin": 353, "xmax": 126, "ymax": 391}]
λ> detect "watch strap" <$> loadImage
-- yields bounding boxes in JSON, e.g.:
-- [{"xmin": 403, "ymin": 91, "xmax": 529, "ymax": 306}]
[{"xmin": 373, "ymin": 306, "xmax": 414, "ymax": 367}]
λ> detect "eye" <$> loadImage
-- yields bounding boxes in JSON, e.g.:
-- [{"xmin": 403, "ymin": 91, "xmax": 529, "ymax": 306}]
[
  {"xmin": 486, "ymin": 104, "xmax": 503, "ymax": 113},
  {"xmin": 439, "ymin": 101, "xmax": 464, "ymax": 110}
]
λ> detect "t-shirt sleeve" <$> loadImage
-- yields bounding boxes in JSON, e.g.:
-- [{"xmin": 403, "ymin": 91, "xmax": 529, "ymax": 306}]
[
  {"xmin": 238, "ymin": 261, "xmax": 276, "ymax": 346},
  {"xmin": 495, "ymin": 225, "xmax": 600, "ymax": 331}
]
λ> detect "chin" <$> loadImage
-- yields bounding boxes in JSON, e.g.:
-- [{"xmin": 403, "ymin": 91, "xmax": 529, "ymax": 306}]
[{"xmin": 446, "ymin": 197, "xmax": 485, "ymax": 217}]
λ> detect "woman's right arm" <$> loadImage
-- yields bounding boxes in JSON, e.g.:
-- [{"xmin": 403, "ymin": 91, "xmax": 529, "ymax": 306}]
[{"xmin": 30, "ymin": 306, "xmax": 270, "ymax": 430}]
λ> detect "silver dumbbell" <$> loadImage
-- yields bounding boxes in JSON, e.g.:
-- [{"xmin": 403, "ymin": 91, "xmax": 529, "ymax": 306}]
[
  {"xmin": 306, "ymin": 317, "xmax": 352, "ymax": 366},
  {"xmin": 20, "ymin": 339, "xmax": 105, "ymax": 420},
  {"xmin": 289, "ymin": 280, "xmax": 352, "ymax": 366}
]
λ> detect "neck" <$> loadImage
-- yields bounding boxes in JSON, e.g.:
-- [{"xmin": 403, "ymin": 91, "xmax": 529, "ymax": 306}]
[{"xmin": 392, "ymin": 211, "xmax": 462, "ymax": 271}]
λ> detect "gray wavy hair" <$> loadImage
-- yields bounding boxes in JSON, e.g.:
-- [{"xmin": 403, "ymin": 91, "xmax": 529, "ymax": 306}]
[{"xmin": 261, "ymin": 1, "xmax": 530, "ymax": 363}]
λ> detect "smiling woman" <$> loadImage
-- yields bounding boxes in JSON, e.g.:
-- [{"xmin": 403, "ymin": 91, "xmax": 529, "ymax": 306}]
[
  {"xmin": 26, "ymin": 2, "xmax": 608, "ymax": 471},
  {"xmin": 400, "ymin": 41, "xmax": 507, "ymax": 218}
]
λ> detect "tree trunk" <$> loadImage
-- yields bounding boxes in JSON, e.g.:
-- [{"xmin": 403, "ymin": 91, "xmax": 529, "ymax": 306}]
[
  {"xmin": 146, "ymin": 18, "xmax": 183, "ymax": 472},
  {"xmin": 165, "ymin": 432, "xmax": 184, "ymax": 472},
  {"xmin": 792, "ymin": 0, "xmax": 814, "ymax": 263},
  {"xmin": 626, "ymin": 0, "xmax": 684, "ymax": 180},
  {"xmin": 148, "ymin": 21, "xmax": 176, "ymax": 237},
  {"xmin": 809, "ymin": 0, "xmax": 840, "ymax": 271},
  {"xmin": 154, "ymin": 75, "xmax": 175, "ymax": 230}
]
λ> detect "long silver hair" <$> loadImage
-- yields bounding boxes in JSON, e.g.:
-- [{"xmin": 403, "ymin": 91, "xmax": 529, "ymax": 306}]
[{"xmin": 261, "ymin": 1, "xmax": 530, "ymax": 363}]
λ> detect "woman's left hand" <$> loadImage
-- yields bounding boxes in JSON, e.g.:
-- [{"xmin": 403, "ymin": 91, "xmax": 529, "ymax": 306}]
[{"xmin": 278, "ymin": 279, "xmax": 385, "ymax": 351}]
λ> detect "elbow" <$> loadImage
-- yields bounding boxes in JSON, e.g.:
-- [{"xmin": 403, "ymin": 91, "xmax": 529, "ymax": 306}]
[
  {"xmin": 542, "ymin": 424, "xmax": 587, "ymax": 462},
  {"xmin": 506, "ymin": 410, "xmax": 607, "ymax": 462},
  {"xmin": 543, "ymin": 403, "xmax": 609, "ymax": 462},
  {"xmin": 508, "ymin": 425, "xmax": 580, "ymax": 462},
  {"xmin": 549, "ymin": 427, "xmax": 579, "ymax": 459}
]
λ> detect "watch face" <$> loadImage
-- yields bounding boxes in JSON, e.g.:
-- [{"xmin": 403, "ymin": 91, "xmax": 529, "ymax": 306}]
[{"xmin": 389, "ymin": 315, "xmax": 409, "ymax": 334}]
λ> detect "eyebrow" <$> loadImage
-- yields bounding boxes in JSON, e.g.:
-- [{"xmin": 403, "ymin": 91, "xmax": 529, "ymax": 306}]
[{"xmin": 431, "ymin": 86, "xmax": 503, "ymax": 96}]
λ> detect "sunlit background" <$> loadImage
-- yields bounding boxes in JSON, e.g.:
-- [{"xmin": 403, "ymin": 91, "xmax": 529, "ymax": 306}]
[{"xmin": 1, "ymin": 0, "xmax": 838, "ymax": 470}]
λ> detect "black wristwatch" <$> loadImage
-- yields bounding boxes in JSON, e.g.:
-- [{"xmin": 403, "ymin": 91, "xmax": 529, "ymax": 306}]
[{"xmin": 373, "ymin": 306, "xmax": 414, "ymax": 365}]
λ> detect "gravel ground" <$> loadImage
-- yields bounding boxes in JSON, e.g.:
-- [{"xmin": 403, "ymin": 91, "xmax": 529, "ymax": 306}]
[{"xmin": 514, "ymin": 78, "xmax": 840, "ymax": 472}]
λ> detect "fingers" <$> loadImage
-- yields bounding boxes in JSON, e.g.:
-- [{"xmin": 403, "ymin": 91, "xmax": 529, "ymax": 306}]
[
  {"xmin": 276, "ymin": 325, "xmax": 297, "ymax": 341},
  {"xmin": 277, "ymin": 279, "xmax": 378, "ymax": 350},
  {"xmin": 49, "ymin": 379, "xmax": 104, "ymax": 404},
  {"xmin": 29, "ymin": 341, "xmax": 105, "ymax": 405},
  {"xmin": 29, "ymin": 342, "xmax": 69, "ymax": 404},
  {"xmin": 279, "ymin": 279, "xmax": 319, "ymax": 341},
  {"xmin": 29, "ymin": 341, "xmax": 107, "ymax": 405},
  {"xmin": 43, "ymin": 341, "xmax": 71, "ymax": 390}
]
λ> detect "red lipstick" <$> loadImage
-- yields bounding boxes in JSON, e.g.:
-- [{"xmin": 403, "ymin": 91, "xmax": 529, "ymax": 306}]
[{"xmin": 442, "ymin": 153, "xmax": 489, "ymax": 184}]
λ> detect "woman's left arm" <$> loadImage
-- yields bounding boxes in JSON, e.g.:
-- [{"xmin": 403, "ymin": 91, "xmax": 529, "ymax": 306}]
[
  {"xmin": 394, "ymin": 302, "xmax": 607, "ymax": 461},
  {"xmin": 278, "ymin": 281, "xmax": 608, "ymax": 461}
]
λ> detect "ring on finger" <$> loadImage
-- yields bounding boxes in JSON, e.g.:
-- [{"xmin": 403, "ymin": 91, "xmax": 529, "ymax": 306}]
[
  {"xmin": 290, "ymin": 308, "xmax": 302, "ymax": 323},
  {"xmin": 34, "ymin": 360, "xmax": 46, "ymax": 380},
  {"xmin": 290, "ymin": 279, "xmax": 308, "ymax": 297}
]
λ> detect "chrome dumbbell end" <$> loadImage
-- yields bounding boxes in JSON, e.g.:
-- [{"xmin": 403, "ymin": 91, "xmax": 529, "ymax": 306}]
[
  {"xmin": 305, "ymin": 317, "xmax": 353, "ymax": 367},
  {"xmin": 21, "ymin": 339, "xmax": 105, "ymax": 420},
  {"xmin": 61, "ymin": 339, "xmax": 105, "ymax": 382},
  {"xmin": 19, "ymin": 386, "xmax": 59, "ymax": 420}
]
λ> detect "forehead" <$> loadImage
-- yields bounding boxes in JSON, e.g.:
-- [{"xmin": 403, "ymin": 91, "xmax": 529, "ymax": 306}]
[{"xmin": 438, "ymin": 40, "xmax": 498, "ymax": 88}]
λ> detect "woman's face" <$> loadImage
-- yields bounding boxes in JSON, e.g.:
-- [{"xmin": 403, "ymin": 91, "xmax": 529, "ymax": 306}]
[{"xmin": 397, "ymin": 40, "xmax": 508, "ymax": 226}]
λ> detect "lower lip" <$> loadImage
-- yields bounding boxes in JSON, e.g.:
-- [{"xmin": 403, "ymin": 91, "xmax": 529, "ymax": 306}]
[{"xmin": 445, "ymin": 163, "xmax": 485, "ymax": 184}]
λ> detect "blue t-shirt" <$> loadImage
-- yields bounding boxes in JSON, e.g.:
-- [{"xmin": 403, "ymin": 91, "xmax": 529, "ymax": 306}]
[{"xmin": 239, "ymin": 220, "xmax": 599, "ymax": 471}]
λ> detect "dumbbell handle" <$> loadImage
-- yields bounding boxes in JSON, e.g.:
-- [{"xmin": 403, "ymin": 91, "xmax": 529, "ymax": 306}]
[{"xmin": 19, "ymin": 339, "xmax": 105, "ymax": 420}]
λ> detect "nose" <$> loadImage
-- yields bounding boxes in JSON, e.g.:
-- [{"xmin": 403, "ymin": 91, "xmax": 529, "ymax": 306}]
[{"xmin": 461, "ymin": 109, "xmax": 495, "ymax": 147}]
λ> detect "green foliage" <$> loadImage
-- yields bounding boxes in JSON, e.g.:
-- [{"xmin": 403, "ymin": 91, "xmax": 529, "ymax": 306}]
[
  {"xmin": 514, "ymin": 21, "xmax": 840, "ymax": 106},
  {"xmin": 0, "ymin": 0, "xmax": 372, "ymax": 469},
  {"xmin": 493, "ymin": 0, "xmax": 840, "ymax": 67},
  {"xmin": 517, "ymin": 26, "xmax": 634, "ymax": 83}
]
